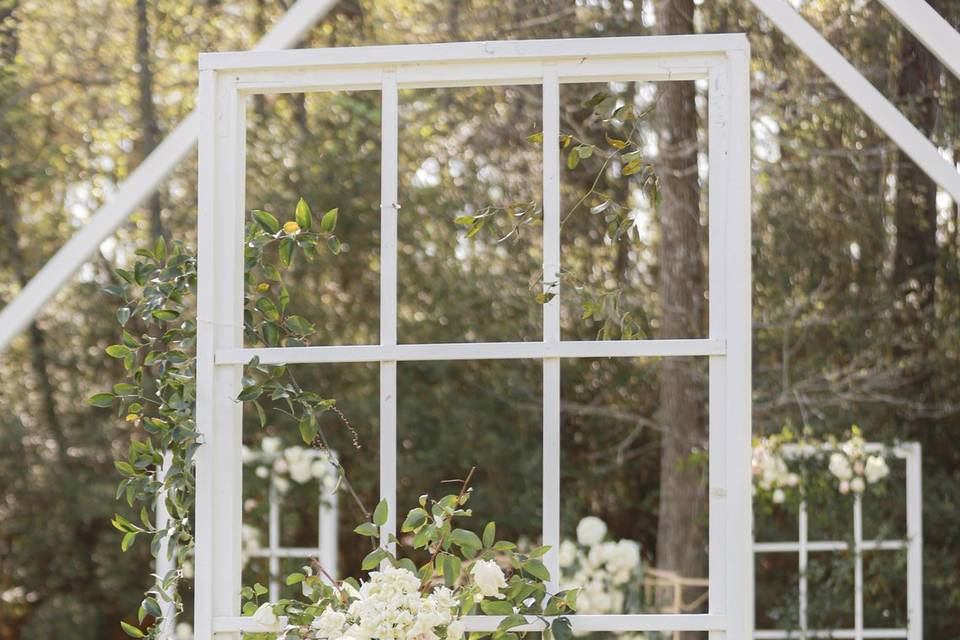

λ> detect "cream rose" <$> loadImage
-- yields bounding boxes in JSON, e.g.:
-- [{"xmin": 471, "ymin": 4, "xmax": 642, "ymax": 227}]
[
  {"xmin": 471, "ymin": 559, "xmax": 507, "ymax": 598},
  {"xmin": 252, "ymin": 602, "xmax": 278, "ymax": 628}
]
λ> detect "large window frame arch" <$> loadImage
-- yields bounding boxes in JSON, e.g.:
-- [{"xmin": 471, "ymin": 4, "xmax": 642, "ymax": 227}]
[{"xmin": 195, "ymin": 34, "xmax": 752, "ymax": 639}]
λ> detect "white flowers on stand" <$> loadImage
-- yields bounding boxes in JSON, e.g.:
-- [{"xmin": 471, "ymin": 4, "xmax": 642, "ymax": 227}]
[
  {"xmin": 753, "ymin": 426, "xmax": 892, "ymax": 501},
  {"xmin": 243, "ymin": 439, "xmax": 339, "ymax": 496},
  {"xmin": 560, "ymin": 517, "xmax": 643, "ymax": 617}
]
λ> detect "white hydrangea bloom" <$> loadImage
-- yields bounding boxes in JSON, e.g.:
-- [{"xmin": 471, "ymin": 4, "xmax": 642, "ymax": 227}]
[
  {"xmin": 576, "ymin": 516, "xmax": 608, "ymax": 546},
  {"xmin": 261, "ymin": 436, "xmax": 282, "ymax": 454}
]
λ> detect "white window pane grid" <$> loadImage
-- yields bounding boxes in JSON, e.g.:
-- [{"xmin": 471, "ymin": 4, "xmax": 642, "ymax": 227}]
[
  {"xmin": 753, "ymin": 442, "xmax": 922, "ymax": 640},
  {"xmin": 196, "ymin": 36, "xmax": 751, "ymax": 638}
]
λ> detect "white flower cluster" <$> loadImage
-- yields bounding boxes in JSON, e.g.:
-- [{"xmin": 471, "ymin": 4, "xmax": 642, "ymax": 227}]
[
  {"xmin": 827, "ymin": 433, "xmax": 889, "ymax": 495},
  {"xmin": 752, "ymin": 428, "xmax": 891, "ymax": 500},
  {"xmin": 242, "ymin": 437, "xmax": 338, "ymax": 495},
  {"xmin": 559, "ymin": 516, "xmax": 642, "ymax": 616},
  {"xmin": 751, "ymin": 441, "xmax": 800, "ymax": 504},
  {"xmin": 297, "ymin": 566, "xmax": 463, "ymax": 640}
]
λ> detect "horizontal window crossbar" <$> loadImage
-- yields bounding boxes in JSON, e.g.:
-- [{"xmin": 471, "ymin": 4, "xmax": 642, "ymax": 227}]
[
  {"xmin": 754, "ymin": 629, "xmax": 907, "ymax": 639},
  {"xmin": 754, "ymin": 540, "xmax": 908, "ymax": 553},
  {"xmin": 212, "ymin": 613, "xmax": 727, "ymax": 634},
  {"xmin": 215, "ymin": 339, "xmax": 725, "ymax": 365}
]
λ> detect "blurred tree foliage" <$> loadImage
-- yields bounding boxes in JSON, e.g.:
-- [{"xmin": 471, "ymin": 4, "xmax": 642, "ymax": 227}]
[{"xmin": 1, "ymin": 0, "xmax": 958, "ymax": 638}]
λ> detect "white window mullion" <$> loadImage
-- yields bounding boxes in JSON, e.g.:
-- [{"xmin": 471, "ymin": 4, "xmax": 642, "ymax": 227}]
[
  {"xmin": 379, "ymin": 69, "xmax": 400, "ymax": 553},
  {"xmin": 541, "ymin": 67, "xmax": 562, "ymax": 589}
]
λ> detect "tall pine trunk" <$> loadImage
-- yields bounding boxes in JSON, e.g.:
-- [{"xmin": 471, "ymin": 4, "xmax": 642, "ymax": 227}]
[{"xmin": 654, "ymin": 0, "xmax": 709, "ymax": 626}]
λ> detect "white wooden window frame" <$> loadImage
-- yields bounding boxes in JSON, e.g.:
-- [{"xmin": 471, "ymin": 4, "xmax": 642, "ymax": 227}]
[
  {"xmin": 243, "ymin": 451, "xmax": 340, "ymax": 603},
  {"xmin": 753, "ymin": 442, "xmax": 923, "ymax": 640},
  {"xmin": 195, "ymin": 35, "xmax": 752, "ymax": 638}
]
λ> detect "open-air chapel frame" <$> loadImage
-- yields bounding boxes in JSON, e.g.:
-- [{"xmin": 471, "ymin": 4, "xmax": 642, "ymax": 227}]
[{"xmin": 195, "ymin": 35, "xmax": 752, "ymax": 639}]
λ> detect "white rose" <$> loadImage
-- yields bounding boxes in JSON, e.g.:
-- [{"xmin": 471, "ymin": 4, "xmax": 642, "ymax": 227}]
[
  {"xmin": 311, "ymin": 609, "xmax": 347, "ymax": 636},
  {"xmin": 252, "ymin": 602, "xmax": 278, "ymax": 628},
  {"xmin": 175, "ymin": 622, "xmax": 193, "ymax": 640},
  {"xmin": 829, "ymin": 453, "xmax": 853, "ymax": 481},
  {"xmin": 471, "ymin": 559, "xmax": 507, "ymax": 598},
  {"xmin": 850, "ymin": 477, "xmax": 865, "ymax": 493},
  {"xmin": 786, "ymin": 473, "xmax": 800, "ymax": 487},
  {"xmin": 838, "ymin": 480, "xmax": 850, "ymax": 494},
  {"xmin": 261, "ymin": 436, "xmax": 281, "ymax": 454},
  {"xmin": 447, "ymin": 619, "xmax": 466, "ymax": 640},
  {"xmin": 772, "ymin": 488, "xmax": 785, "ymax": 504},
  {"xmin": 274, "ymin": 476, "xmax": 290, "ymax": 494},
  {"xmin": 255, "ymin": 465, "xmax": 269, "ymax": 479},
  {"xmin": 576, "ymin": 516, "xmax": 608, "ymax": 546},
  {"xmin": 864, "ymin": 455, "xmax": 889, "ymax": 483}
]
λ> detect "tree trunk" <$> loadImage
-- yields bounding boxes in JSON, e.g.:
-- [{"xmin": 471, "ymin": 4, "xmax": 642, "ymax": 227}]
[
  {"xmin": 653, "ymin": 0, "xmax": 708, "ymax": 626},
  {"xmin": 892, "ymin": 29, "xmax": 938, "ymax": 314},
  {"xmin": 135, "ymin": 0, "xmax": 165, "ymax": 240}
]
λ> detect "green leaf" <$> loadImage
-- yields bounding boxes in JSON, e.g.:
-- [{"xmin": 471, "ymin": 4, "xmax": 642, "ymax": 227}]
[
  {"xmin": 566, "ymin": 149, "xmax": 580, "ymax": 170},
  {"xmin": 120, "ymin": 621, "xmax": 145, "ymax": 638},
  {"xmin": 87, "ymin": 392, "xmax": 115, "ymax": 407},
  {"xmin": 117, "ymin": 307, "xmax": 132, "ymax": 326},
  {"xmin": 279, "ymin": 237, "xmax": 294, "ymax": 267},
  {"xmin": 441, "ymin": 552, "xmax": 462, "ymax": 586},
  {"xmin": 361, "ymin": 547, "xmax": 388, "ymax": 570},
  {"xmin": 372, "ymin": 499, "xmax": 389, "ymax": 527},
  {"xmin": 299, "ymin": 414, "xmax": 318, "ymax": 444},
  {"xmin": 295, "ymin": 198, "xmax": 312, "ymax": 229},
  {"xmin": 449, "ymin": 528, "xmax": 483, "ymax": 550},
  {"xmin": 105, "ymin": 344, "xmax": 130, "ymax": 358},
  {"xmin": 479, "ymin": 599, "xmax": 514, "ymax": 615},
  {"xmin": 286, "ymin": 572, "xmax": 305, "ymax": 585},
  {"xmin": 252, "ymin": 209, "xmax": 280, "ymax": 234},
  {"xmin": 320, "ymin": 208, "xmax": 338, "ymax": 233},
  {"xmin": 401, "ymin": 507, "xmax": 428, "ymax": 532},
  {"xmin": 237, "ymin": 384, "xmax": 263, "ymax": 401},
  {"xmin": 523, "ymin": 558, "xmax": 551, "ymax": 582},
  {"xmin": 327, "ymin": 235, "xmax": 342, "ymax": 255},
  {"xmin": 551, "ymin": 617, "xmax": 574, "ymax": 640},
  {"xmin": 255, "ymin": 297, "xmax": 280, "ymax": 322},
  {"xmin": 152, "ymin": 309, "xmax": 180, "ymax": 322},
  {"xmin": 121, "ymin": 531, "xmax": 137, "ymax": 552},
  {"xmin": 498, "ymin": 614, "xmax": 528, "ymax": 631},
  {"xmin": 354, "ymin": 522, "xmax": 380, "ymax": 537},
  {"xmin": 483, "ymin": 521, "xmax": 496, "ymax": 548}
]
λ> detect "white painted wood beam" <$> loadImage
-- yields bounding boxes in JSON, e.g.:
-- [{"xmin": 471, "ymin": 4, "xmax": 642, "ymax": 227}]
[
  {"xmin": 0, "ymin": 0, "xmax": 341, "ymax": 353},
  {"xmin": 877, "ymin": 0, "xmax": 960, "ymax": 81},
  {"xmin": 748, "ymin": 0, "xmax": 960, "ymax": 203}
]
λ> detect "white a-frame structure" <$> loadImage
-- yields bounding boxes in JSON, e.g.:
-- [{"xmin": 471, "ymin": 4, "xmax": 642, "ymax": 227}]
[{"xmin": 0, "ymin": 0, "xmax": 958, "ymax": 353}]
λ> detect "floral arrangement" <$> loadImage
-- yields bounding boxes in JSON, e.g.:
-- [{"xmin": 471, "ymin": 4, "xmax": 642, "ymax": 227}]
[
  {"xmin": 244, "ymin": 437, "xmax": 339, "ymax": 495},
  {"xmin": 244, "ymin": 470, "xmax": 579, "ymax": 640},
  {"xmin": 558, "ymin": 516, "xmax": 643, "ymax": 616},
  {"xmin": 752, "ymin": 426, "xmax": 891, "ymax": 503}
]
